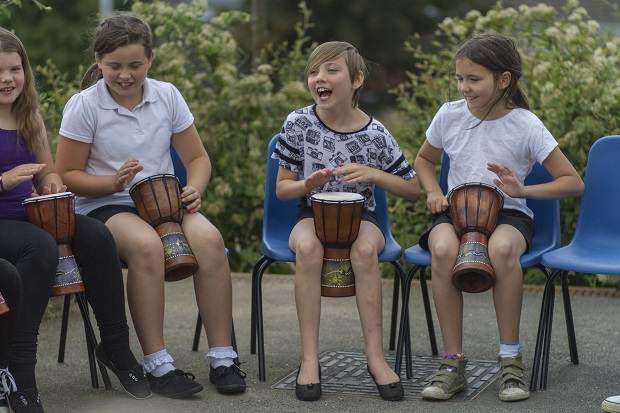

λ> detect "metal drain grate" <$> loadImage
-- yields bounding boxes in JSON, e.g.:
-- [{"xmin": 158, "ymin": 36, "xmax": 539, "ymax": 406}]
[{"xmin": 272, "ymin": 351, "xmax": 500, "ymax": 401}]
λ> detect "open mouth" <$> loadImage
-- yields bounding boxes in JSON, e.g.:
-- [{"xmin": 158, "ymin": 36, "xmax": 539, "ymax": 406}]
[
  {"xmin": 0, "ymin": 87, "xmax": 15, "ymax": 93},
  {"xmin": 317, "ymin": 87, "xmax": 332, "ymax": 100}
]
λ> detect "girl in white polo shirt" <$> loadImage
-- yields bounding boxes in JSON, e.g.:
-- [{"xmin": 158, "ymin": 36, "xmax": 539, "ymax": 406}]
[{"xmin": 55, "ymin": 14, "xmax": 246, "ymax": 399}]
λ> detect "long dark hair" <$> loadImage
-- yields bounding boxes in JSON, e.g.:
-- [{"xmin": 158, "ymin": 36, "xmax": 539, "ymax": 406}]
[
  {"xmin": 455, "ymin": 32, "xmax": 530, "ymax": 120},
  {"xmin": 81, "ymin": 14, "xmax": 154, "ymax": 90}
]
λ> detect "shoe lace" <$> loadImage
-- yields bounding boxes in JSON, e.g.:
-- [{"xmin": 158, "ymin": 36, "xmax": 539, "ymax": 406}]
[
  {"xmin": 214, "ymin": 365, "xmax": 247, "ymax": 379},
  {"xmin": 0, "ymin": 368, "xmax": 17, "ymax": 401},
  {"xmin": 171, "ymin": 369, "xmax": 196, "ymax": 382}
]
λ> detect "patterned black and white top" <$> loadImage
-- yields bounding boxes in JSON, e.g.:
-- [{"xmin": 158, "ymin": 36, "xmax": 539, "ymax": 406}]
[{"xmin": 273, "ymin": 104, "xmax": 415, "ymax": 211}]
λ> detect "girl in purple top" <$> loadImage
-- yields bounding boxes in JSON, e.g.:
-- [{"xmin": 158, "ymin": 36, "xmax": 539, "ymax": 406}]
[{"xmin": 0, "ymin": 28, "xmax": 150, "ymax": 413}]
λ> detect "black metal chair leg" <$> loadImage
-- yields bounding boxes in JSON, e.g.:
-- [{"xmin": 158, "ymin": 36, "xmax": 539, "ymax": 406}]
[
  {"xmin": 255, "ymin": 264, "xmax": 268, "ymax": 381},
  {"xmin": 394, "ymin": 265, "xmax": 420, "ymax": 377},
  {"xmin": 58, "ymin": 295, "xmax": 71, "ymax": 363},
  {"xmin": 192, "ymin": 313, "xmax": 202, "ymax": 351},
  {"xmin": 560, "ymin": 271, "xmax": 579, "ymax": 365},
  {"xmin": 75, "ymin": 292, "xmax": 113, "ymax": 390},
  {"xmin": 540, "ymin": 276, "xmax": 557, "ymax": 390},
  {"xmin": 250, "ymin": 256, "xmax": 271, "ymax": 355},
  {"xmin": 419, "ymin": 268, "xmax": 437, "ymax": 356},
  {"xmin": 530, "ymin": 270, "xmax": 554, "ymax": 391},
  {"xmin": 388, "ymin": 262, "xmax": 402, "ymax": 351}
]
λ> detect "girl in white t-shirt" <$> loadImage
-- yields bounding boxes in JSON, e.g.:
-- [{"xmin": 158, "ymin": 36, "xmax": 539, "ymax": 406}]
[
  {"xmin": 55, "ymin": 14, "xmax": 246, "ymax": 399},
  {"xmin": 414, "ymin": 32, "xmax": 583, "ymax": 402}
]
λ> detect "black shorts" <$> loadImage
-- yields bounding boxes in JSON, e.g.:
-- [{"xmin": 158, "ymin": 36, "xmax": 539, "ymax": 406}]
[
  {"xmin": 87, "ymin": 205, "xmax": 138, "ymax": 224},
  {"xmin": 295, "ymin": 198, "xmax": 380, "ymax": 229},
  {"xmin": 418, "ymin": 208, "xmax": 534, "ymax": 252}
]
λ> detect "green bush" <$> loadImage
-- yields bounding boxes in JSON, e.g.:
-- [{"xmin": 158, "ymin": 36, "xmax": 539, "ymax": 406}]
[{"xmin": 38, "ymin": 0, "xmax": 620, "ymax": 283}]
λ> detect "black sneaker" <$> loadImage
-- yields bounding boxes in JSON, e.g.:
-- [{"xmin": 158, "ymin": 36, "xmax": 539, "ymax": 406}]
[
  {"xmin": 95, "ymin": 344, "xmax": 152, "ymax": 399},
  {"xmin": 147, "ymin": 369, "xmax": 203, "ymax": 399},
  {"xmin": 7, "ymin": 388, "xmax": 44, "ymax": 413},
  {"xmin": 209, "ymin": 365, "xmax": 247, "ymax": 394}
]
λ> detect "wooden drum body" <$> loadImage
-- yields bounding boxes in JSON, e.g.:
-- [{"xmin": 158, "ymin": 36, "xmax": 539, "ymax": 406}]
[
  {"xmin": 0, "ymin": 291, "xmax": 8, "ymax": 315},
  {"xmin": 129, "ymin": 174, "xmax": 198, "ymax": 282},
  {"xmin": 23, "ymin": 192, "xmax": 85, "ymax": 296},
  {"xmin": 448, "ymin": 183, "xmax": 504, "ymax": 293},
  {"xmin": 311, "ymin": 192, "xmax": 365, "ymax": 297}
]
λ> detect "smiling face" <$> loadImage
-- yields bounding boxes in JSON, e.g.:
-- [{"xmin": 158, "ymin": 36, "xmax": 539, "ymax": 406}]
[
  {"xmin": 0, "ymin": 51, "xmax": 24, "ymax": 109},
  {"xmin": 456, "ymin": 57, "xmax": 510, "ymax": 120},
  {"xmin": 307, "ymin": 56, "xmax": 363, "ymax": 110},
  {"xmin": 97, "ymin": 43, "xmax": 153, "ymax": 109}
]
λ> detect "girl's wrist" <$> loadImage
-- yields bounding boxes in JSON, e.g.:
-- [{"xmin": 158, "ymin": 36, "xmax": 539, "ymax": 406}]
[{"xmin": 0, "ymin": 174, "xmax": 5, "ymax": 192}]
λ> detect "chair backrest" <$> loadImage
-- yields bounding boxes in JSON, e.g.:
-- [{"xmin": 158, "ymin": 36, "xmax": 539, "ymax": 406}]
[
  {"xmin": 524, "ymin": 162, "xmax": 561, "ymax": 253},
  {"xmin": 438, "ymin": 152, "xmax": 560, "ymax": 253},
  {"xmin": 569, "ymin": 135, "xmax": 620, "ymax": 247},
  {"xmin": 170, "ymin": 145, "xmax": 187, "ymax": 187},
  {"xmin": 261, "ymin": 135, "xmax": 299, "ymax": 259}
]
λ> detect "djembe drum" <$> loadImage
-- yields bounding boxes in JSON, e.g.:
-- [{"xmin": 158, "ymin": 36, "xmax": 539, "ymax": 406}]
[
  {"xmin": 23, "ymin": 192, "xmax": 85, "ymax": 296},
  {"xmin": 0, "ymin": 291, "xmax": 8, "ymax": 315},
  {"xmin": 311, "ymin": 192, "xmax": 365, "ymax": 297},
  {"xmin": 129, "ymin": 174, "xmax": 198, "ymax": 282},
  {"xmin": 448, "ymin": 182, "xmax": 504, "ymax": 293}
]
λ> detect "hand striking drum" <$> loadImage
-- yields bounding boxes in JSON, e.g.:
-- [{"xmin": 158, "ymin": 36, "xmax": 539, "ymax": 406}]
[
  {"xmin": 310, "ymin": 192, "xmax": 365, "ymax": 297},
  {"xmin": 22, "ymin": 192, "xmax": 86, "ymax": 296},
  {"xmin": 448, "ymin": 182, "xmax": 504, "ymax": 293},
  {"xmin": 129, "ymin": 174, "xmax": 198, "ymax": 282}
]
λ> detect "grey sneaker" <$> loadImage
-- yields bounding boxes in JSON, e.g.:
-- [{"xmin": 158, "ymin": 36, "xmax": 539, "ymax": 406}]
[
  {"xmin": 497, "ymin": 353, "xmax": 530, "ymax": 402},
  {"xmin": 602, "ymin": 395, "xmax": 620, "ymax": 413},
  {"xmin": 421, "ymin": 357, "xmax": 468, "ymax": 400}
]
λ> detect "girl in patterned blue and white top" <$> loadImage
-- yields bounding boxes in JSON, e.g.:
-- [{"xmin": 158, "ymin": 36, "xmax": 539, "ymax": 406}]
[{"xmin": 273, "ymin": 41, "xmax": 420, "ymax": 402}]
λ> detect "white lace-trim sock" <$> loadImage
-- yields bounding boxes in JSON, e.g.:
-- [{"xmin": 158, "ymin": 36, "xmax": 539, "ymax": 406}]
[
  {"xmin": 143, "ymin": 349, "xmax": 176, "ymax": 376},
  {"xmin": 205, "ymin": 346, "xmax": 238, "ymax": 368}
]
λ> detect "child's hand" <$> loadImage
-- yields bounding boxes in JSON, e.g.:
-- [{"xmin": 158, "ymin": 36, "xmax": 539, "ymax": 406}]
[
  {"xmin": 488, "ymin": 163, "xmax": 526, "ymax": 198},
  {"xmin": 1, "ymin": 163, "xmax": 45, "ymax": 191},
  {"xmin": 426, "ymin": 190, "xmax": 449, "ymax": 214},
  {"xmin": 334, "ymin": 162, "xmax": 377, "ymax": 184},
  {"xmin": 181, "ymin": 186, "xmax": 201, "ymax": 213},
  {"xmin": 114, "ymin": 158, "xmax": 144, "ymax": 192},
  {"xmin": 303, "ymin": 168, "xmax": 334, "ymax": 191},
  {"xmin": 40, "ymin": 183, "xmax": 68, "ymax": 196}
]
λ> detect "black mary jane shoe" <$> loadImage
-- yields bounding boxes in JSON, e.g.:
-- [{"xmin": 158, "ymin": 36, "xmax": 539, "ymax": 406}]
[
  {"xmin": 295, "ymin": 364, "xmax": 322, "ymax": 401},
  {"xmin": 367, "ymin": 366, "xmax": 404, "ymax": 401}
]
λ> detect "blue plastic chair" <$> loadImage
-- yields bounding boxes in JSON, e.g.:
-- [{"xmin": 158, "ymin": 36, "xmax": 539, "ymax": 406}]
[
  {"xmin": 395, "ymin": 154, "xmax": 561, "ymax": 379},
  {"xmin": 252, "ymin": 134, "xmax": 405, "ymax": 381},
  {"xmin": 531, "ymin": 135, "xmax": 620, "ymax": 391}
]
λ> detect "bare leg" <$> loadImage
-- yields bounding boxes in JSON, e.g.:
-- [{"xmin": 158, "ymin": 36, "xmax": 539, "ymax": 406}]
[
  {"xmin": 352, "ymin": 222, "xmax": 399, "ymax": 385},
  {"xmin": 427, "ymin": 223, "xmax": 462, "ymax": 355},
  {"xmin": 106, "ymin": 214, "xmax": 166, "ymax": 355},
  {"xmin": 289, "ymin": 219, "xmax": 322, "ymax": 385},
  {"xmin": 488, "ymin": 225, "xmax": 527, "ymax": 344},
  {"xmin": 182, "ymin": 213, "xmax": 233, "ymax": 348}
]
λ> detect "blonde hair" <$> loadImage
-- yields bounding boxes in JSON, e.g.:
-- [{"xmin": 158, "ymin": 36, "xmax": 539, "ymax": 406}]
[
  {"xmin": 0, "ymin": 27, "xmax": 43, "ymax": 153},
  {"xmin": 304, "ymin": 41, "xmax": 369, "ymax": 107}
]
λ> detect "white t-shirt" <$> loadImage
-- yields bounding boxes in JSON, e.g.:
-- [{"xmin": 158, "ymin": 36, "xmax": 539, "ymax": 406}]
[
  {"xmin": 273, "ymin": 104, "xmax": 415, "ymax": 212},
  {"xmin": 426, "ymin": 99, "xmax": 557, "ymax": 217},
  {"xmin": 59, "ymin": 78, "xmax": 194, "ymax": 215}
]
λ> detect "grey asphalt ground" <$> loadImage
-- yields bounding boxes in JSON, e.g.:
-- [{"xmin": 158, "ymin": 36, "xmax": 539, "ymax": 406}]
[{"xmin": 33, "ymin": 271, "xmax": 620, "ymax": 413}]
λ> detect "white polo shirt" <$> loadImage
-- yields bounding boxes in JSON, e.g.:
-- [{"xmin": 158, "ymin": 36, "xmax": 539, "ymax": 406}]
[{"xmin": 60, "ymin": 77, "xmax": 194, "ymax": 215}]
